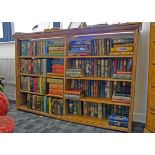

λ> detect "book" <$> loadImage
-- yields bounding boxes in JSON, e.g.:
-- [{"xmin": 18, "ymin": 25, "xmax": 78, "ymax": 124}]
[
  {"xmin": 110, "ymin": 52, "xmax": 133, "ymax": 56},
  {"xmin": 20, "ymin": 40, "xmax": 30, "ymax": 56},
  {"xmin": 111, "ymin": 47, "xmax": 133, "ymax": 52}
]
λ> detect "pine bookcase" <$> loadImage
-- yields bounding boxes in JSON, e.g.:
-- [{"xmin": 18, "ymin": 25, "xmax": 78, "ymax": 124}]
[{"xmin": 14, "ymin": 23, "xmax": 141, "ymax": 132}]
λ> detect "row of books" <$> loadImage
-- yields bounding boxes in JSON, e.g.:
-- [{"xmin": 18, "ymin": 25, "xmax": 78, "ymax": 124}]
[
  {"xmin": 47, "ymin": 78, "xmax": 64, "ymax": 97},
  {"xmin": 68, "ymin": 100, "xmax": 82, "ymax": 115},
  {"xmin": 20, "ymin": 39, "xmax": 64, "ymax": 56},
  {"xmin": 27, "ymin": 94, "xmax": 48, "ymax": 112},
  {"xmin": 26, "ymin": 94, "xmax": 63, "ymax": 115},
  {"xmin": 21, "ymin": 76, "xmax": 46, "ymax": 94},
  {"xmin": 85, "ymin": 80, "xmax": 131, "ymax": 99},
  {"xmin": 67, "ymin": 100, "xmax": 129, "ymax": 119},
  {"xmin": 48, "ymin": 97, "xmax": 63, "ymax": 115},
  {"xmin": 20, "ymin": 59, "xmax": 47, "ymax": 75},
  {"xmin": 69, "ymin": 58, "xmax": 132, "ymax": 79},
  {"xmin": 67, "ymin": 38, "xmax": 134, "ymax": 56},
  {"xmin": 85, "ymin": 81, "xmax": 113, "ymax": 98},
  {"xmin": 20, "ymin": 38, "xmax": 134, "ymax": 57}
]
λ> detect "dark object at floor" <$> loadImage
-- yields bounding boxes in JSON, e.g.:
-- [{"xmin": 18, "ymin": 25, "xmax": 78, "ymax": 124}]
[{"xmin": 8, "ymin": 100, "xmax": 145, "ymax": 133}]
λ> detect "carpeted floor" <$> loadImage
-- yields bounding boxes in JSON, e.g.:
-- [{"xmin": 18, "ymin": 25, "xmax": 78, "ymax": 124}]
[{"xmin": 7, "ymin": 100, "xmax": 145, "ymax": 133}]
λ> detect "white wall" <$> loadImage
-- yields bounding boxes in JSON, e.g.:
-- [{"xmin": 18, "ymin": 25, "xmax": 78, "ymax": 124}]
[
  {"xmin": 0, "ymin": 41, "xmax": 15, "ymax": 59},
  {"xmin": 0, "ymin": 23, "xmax": 151, "ymax": 123},
  {"xmin": 133, "ymin": 22, "xmax": 150, "ymax": 123},
  {"xmin": 0, "ymin": 42, "xmax": 16, "ymax": 100}
]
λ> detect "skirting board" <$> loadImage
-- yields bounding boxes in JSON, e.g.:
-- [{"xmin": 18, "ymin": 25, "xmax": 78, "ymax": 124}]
[{"xmin": 133, "ymin": 112, "xmax": 146, "ymax": 123}]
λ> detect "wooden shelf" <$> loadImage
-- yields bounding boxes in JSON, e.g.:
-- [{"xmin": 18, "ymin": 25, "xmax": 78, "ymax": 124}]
[
  {"xmin": 19, "ymin": 73, "xmax": 45, "ymax": 77},
  {"xmin": 19, "ymin": 73, "xmax": 64, "ymax": 79},
  {"xmin": 65, "ymin": 97, "xmax": 130, "ymax": 107},
  {"xmin": 20, "ymin": 56, "xmax": 64, "ymax": 59},
  {"xmin": 17, "ymin": 105, "xmax": 128, "ymax": 132},
  {"xmin": 61, "ymin": 115, "xmax": 128, "ymax": 132},
  {"xmin": 18, "ymin": 105, "xmax": 61, "ymax": 119},
  {"xmin": 46, "ymin": 75, "xmax": 64, "ymax": 79},
  {"xmin": 65, "ymin": 55, "xmax": 133, "ymax": 59},
  {"xmin": 19, "ymin": 90, "xmax": 45, "ymax": 96},
  {"xmin": 65, "ymin": 76, "xmax": 132, "ymax": 82},
  {"xmin": 46, "ymin": 73, "xmax": 64, "ymax": 79}
]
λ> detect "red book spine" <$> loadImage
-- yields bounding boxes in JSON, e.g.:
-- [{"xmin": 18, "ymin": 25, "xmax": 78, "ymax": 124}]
[
  {"xmin": 114, "ymin": 59, "xmax": 117, "ymax": 74},
  {"xmin": 33, "ymin": 78, "xmax": 37, "ymax": 92},
  {"xmin": 52, "ymin": 64, "xmax": 64, "ymax": 69}
]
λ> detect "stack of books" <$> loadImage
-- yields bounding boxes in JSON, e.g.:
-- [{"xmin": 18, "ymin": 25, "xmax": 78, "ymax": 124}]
[
  {"xmin": 46, "ymin": 58, "xmax": 64, "ymax": 76},
  {"xmin": 109, "ymin": 114, "xmax": 128, "ymax": 128},
  {"xmin": 112, "ymin": 71, "xmax": 132, "ymax": 80},
  {"xmin": 112, "ymin": 94, "xmax": 131, "ymax": 104},
  {"xmin": 47, "ymin": 78, "xmax": 63, "ymax": 97},
  {"xmin": 51, "ymin": 64, "xmax": 64, "ymax": 75},
  {"xmin": 67, "ymin": 40, "xmax": 91, "ymax": 56},
  {"xmin": 48, "ymin": 97, "xmax": 63, "ymax": 115},
  {"xmin": 110, "ymin": 38, "xmax": 134, "ymax": 56},
  {"xmin": 65, "ymin": 89, "xmax": 84, "ymax": 99},
  {"xmin": 66, "ymin": 69, "xmax": 84, "ymax": 77},
  {"xmin": 46, "ymin": 40, "xmax": 64, "ymax": 56}
]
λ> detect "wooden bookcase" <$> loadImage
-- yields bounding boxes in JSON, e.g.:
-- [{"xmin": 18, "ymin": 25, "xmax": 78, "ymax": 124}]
[{"xmin": 14, "ymin": 23, "xmax": 140, "ymax": 132}]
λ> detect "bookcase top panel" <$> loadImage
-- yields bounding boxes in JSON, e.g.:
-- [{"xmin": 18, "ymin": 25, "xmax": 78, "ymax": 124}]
[{"xmin": 13, "ymin": 23, "xmax": 141, "ymax": 40}]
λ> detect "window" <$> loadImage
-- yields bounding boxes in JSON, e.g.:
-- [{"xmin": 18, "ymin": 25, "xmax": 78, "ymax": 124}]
[{"xmin": 0, "ymin": 22, "xmax": 14, "ymax": 42}]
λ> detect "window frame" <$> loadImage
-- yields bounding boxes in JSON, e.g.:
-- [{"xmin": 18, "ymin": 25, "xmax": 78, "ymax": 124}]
[{"xmin": 0, "ymin": 22, "xmax": 14, "ymax": 42}]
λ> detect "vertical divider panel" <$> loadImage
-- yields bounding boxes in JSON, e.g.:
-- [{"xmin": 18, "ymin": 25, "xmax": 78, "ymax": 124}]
[{"xmin": 128, "ymin": 29, "xmax": 139, "ymax": 132}]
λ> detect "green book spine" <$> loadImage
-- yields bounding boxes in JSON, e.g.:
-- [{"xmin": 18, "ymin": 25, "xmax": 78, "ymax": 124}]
[
  {"xmin": 43, "ymin": 96, "xmax": 47, "ymax": 113},
  {"xmin": 83, "ymin": 102, "xmax": 87, "ymax": 116},
  {"xmin": 98, "ymin": 103, "xmax": 102, "ymax": 119}
]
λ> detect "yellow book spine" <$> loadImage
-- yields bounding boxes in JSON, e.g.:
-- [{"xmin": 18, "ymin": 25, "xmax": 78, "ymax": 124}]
[
  {"xmin": 40, "ymin": 77, "xmax": 42, "ymax": 94},
  {"xmin": 27, "ymin": 77, "xmax": 30, "ymax": 92},
  {"xmin": 110, "ymin": 52, "xmax": 133, "ymax": 56},
  {"xmin": 111, "ymin": 47, "xmax": 133, "ymax": 52},
  {"xmin": 48, "ymin": 97, "xmax": 51, "ymax": 115}
]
